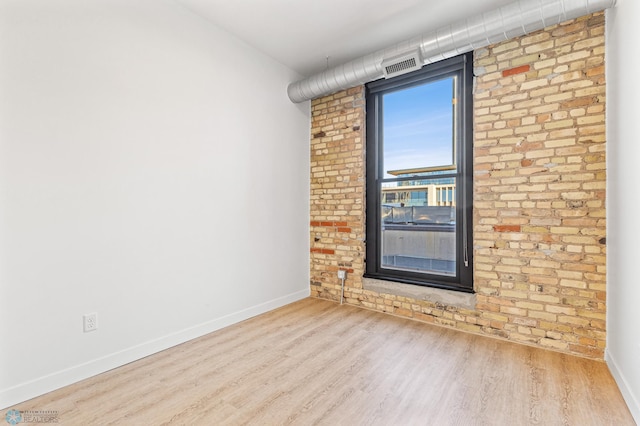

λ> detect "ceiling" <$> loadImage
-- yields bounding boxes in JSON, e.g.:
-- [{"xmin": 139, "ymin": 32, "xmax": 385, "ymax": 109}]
[{"xmin": 176, "ymin": 0, "xmax": 517, "ymax": 78}]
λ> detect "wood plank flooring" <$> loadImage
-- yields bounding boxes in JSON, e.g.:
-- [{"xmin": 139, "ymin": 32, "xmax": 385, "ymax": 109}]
[{"xmin": 13, "ymin": 298, "xmax": 635, "ymax": 425}]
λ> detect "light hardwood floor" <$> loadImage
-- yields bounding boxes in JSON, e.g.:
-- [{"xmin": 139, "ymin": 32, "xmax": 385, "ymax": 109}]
[{"xmin": 13, "ymin": 298, "xmax": 634, "ymax": 425}]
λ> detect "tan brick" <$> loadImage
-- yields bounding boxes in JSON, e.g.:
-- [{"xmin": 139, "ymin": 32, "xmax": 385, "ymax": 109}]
[
  {"xmin": 539, "ymin": 338, "xmax": 569, "ymax": 350},
  {"xmin": 515, "ymin": 301, "xmax": 544, "ymax": 311}
]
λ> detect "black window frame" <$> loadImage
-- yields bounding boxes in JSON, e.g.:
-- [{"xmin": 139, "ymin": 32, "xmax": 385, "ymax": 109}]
[{"xmin": 365, "ymin": 52, "xmax": 474, "ymax": 293}]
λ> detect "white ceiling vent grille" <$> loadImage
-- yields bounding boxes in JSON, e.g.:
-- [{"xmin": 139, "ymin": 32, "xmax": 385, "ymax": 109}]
[{"xmin": 382, "ymin": 50, "xmax": 423, "ymax": 79}]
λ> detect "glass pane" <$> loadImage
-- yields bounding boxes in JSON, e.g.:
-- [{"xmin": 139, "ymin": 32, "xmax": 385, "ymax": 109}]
[
  {"xmin": 382, "ymin": 77, "xmax": 455, "ymax": 179},
  {"xmin": 380, "ymin": 76, "xmax": 458, "ymax": 277},
  {"xmin": 380, "ymin": 180, "xmax": 457, "ymax": 275}
]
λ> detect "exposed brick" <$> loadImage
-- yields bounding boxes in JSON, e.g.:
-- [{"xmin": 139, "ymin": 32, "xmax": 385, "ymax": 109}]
[
  {"xmin": 310, "ymin": 248, "xmax": 335, "ymax": 255},
  {"xmin": 494, "ymin": 225, "xmax": 522, "ymax": 233},
  {"xmin": 310, "ymin": 13, "xmax": 606, "ymax": 360}
]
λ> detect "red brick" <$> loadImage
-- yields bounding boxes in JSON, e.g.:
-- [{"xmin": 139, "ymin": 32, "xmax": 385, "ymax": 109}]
[
  {"xmin": 493, "ymin": 225, "xmax": 522, "ymax": 232},
  {"xmin": 502, "ymin": 65, "xmax": 531, "ymax": 77},
  {"xmin": 310, "ymin": 248, "xmax": 335, "ymax": 255}
]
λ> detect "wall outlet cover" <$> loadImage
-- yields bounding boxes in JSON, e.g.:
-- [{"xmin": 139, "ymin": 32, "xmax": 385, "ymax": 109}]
[{"xmin": 83, "ymin": 313, "xmax": 98, "ymax": 332}]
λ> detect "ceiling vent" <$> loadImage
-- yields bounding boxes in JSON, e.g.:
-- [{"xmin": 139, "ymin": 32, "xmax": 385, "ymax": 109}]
[{"xmin": 382, "ymin": 50, "xmax": 423, "ymax": 79}]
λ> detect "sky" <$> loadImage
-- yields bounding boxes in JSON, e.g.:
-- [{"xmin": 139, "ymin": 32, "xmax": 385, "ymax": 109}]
[{"xmin": 382, "ymin": 76, "xmax": 455, "ymax": 179}]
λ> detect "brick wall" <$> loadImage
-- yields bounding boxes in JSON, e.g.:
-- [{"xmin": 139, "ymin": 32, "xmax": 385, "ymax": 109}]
[
  {"xmin": 310, "ymin": 13, "xmax": 606, "ymax": 359},
  {"xmin": 310, "ymin": 88, "xmax": 366, "ymax": 290}
]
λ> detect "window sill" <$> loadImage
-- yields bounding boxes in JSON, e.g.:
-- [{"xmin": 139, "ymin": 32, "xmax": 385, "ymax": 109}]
[{"xmin": 362, "ymin": 277, "xmax": 476, "ymax": 310}]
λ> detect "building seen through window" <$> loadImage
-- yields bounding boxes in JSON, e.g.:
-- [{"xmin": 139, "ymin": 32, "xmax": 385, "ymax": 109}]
[{"xmin": 381, "ymin": 167, "xmax": 456, "ymax": 207}]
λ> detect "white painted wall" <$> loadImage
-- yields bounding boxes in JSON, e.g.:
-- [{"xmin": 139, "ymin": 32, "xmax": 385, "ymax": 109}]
[
  {"xmin": 606, "ymin": 0, "xmax": 640, "ymax": 422},
  {"xmin": 0, "ymin": 0, "xmax": 310, "ymax": 408}
]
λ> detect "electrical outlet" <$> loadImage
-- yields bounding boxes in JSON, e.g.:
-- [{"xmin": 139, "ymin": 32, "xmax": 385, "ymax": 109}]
[
  {"xmin": 83, "ymin": 313, "xmax": 98, "ymax": 332},
  {"xmin": 337, "ymin": 270, "xmax": 346, "ymax": 279}
]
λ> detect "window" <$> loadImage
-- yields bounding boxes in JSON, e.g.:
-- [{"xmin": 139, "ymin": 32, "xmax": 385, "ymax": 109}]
[{"xmin": 365, "ymin": 53, "xmax": 473, "ymax": 292}]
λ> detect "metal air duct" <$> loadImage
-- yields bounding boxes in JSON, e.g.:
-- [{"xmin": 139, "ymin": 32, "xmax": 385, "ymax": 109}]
[{"xmin": 287, "ymin": 0, "xmax": 617, "ymax": 103}]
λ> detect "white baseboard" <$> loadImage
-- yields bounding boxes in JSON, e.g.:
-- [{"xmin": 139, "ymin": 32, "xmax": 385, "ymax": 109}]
[
  {"xmin": 606, "ymin": 349, "xmax": 640, "ymax": 424},
  {"xmin": 0, "ymin": 289, "xmax": 309, "ymax": 410}
]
